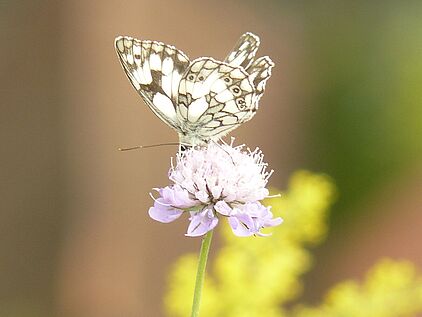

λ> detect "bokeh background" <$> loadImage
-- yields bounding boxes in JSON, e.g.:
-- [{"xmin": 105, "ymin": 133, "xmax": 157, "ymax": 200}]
[{"xmin": 1, "ymin": 1, "xmax": 421, "ymax": 316}]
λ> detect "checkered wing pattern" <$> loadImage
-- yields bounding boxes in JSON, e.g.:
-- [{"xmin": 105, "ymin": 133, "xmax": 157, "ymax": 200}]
[
  {"xmin": 114, "ymin": 32, "xmax": 274, "ymax": 145},
  {"xmin": 176, "ymin": 57, "xmax": 256, "ymax": 141},
  {"xmin": 115, "ymin": 36, "xmax": 190, "ymax": 130}
]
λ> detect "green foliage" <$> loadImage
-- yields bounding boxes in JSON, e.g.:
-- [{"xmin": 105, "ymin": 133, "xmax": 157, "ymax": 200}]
[
  {"xmin": 304, "ymin": 2, "xmax": 422, "ymax": 221},
  {"xmin": 164, "ymin": 171, "xmax": 422, "ymax": 317}
]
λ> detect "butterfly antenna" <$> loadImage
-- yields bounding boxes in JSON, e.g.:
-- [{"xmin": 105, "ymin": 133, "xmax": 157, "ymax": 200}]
[{"xmin": 118, "ymin": 142, "xmax": 180, "ymax": 151}]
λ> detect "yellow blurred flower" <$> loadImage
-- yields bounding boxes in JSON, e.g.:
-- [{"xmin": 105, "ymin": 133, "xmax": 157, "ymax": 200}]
[{"xmin": 164, "ymin": 171, "xmax": 422, "ymax": 317}]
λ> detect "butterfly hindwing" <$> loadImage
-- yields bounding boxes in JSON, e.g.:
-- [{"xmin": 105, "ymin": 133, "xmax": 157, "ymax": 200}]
[
  {"xmin": 115, "ymin": 36, "xmax": 190, "ymax": 129},
  {"xmin": 247, "ymin": 56, "xmax": 274, "ymax": 106},
  {"xmin": 176, "ymin": 57, "xmax": 255, "ymax": 140}
]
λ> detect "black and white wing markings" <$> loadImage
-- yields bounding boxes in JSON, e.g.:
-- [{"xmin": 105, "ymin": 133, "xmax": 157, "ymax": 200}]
[
  {"xmin": 114, "ymin": 36, "xmax": 190, "ymax": 130},
  {"xmin": 221, "ymin": 32, "xmax": 274, "ymax": 128},
  {"xmin": 176, "ymin": 57, "xmax": 256, "ymax": 139},
  {"xmin": 246, "ymin": 56, "xmax": 274, "ymax": 107},
  {"xmin": 114, "ymin": 32, "xmax": 274, "ymax": 146},
  {"xmin": 224, "ymin": 32, "xmax": 260, "ymax": 70}
]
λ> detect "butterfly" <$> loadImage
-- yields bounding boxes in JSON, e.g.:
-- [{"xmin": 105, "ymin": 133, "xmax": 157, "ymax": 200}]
[{"xmin": 114, "ymin": 32, "xmax": 274, "ymax": 146}]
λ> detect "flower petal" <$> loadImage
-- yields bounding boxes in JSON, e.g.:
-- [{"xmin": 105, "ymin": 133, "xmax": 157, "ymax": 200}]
[
  {"xmin": 263, "ymin": 217, "xmax": 283, "ymax": 227},
  {"xmin": 235, "ymin": 212, "xmax": 255, "ymax": 228},
  {"xmin": 185, "ymin": 209, "xmax": 218, "ymax": 237},
  {"xmin": 148, "ymin": 203, "xmax": 183, "ymax": 223},
  {"xmin": 214, "ymin": 200, "xmax": 232, "ymax": 216},
  {"xmin": 158, "ymin": 185, "xmax": 198, "ymax": 208},
  {"xmin": 210, "ymin": 185, "xmax": 222, "ymax": 200},
  {"xmin": 195, "ymin": 190, "xmax": 209, "ymax": 204},
  {"xmin": 228, "ymin": 216, "xmax": 253, "ymax": 237},
  {"xmin": 229, "ymin": 203, "xmax": 283, "ymax": 236}
]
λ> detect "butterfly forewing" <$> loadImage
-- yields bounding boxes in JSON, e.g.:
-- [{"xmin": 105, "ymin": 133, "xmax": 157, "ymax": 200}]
[
  {"xmin": 224, "ymin": 32, "xmax": 260, "ymax": 70},
  {"xmin": 115, "ymin": 36, "xmax": 190, "ymax": 130}
]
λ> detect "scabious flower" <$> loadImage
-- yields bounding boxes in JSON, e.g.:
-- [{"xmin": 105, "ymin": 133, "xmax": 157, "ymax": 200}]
[{"xmin": 148, "ymin": 141, "xmax": 282, "ymax": 237}]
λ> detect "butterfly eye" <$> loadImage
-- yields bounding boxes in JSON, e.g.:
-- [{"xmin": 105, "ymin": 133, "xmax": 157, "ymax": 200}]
[
  {"xmin": 223, "ymin": 77, "xmax": 233, "ymax": 84},
  {"xmin": 236, "ymin": 98, "xmax": 247, "ymax": 110},
  {"xmin": 198, "ymin": 75, "xmax": 205, "ymax": 81},
  {"xmin": 230, "ymin": 86, "xmax": 241, "ymax": 96},
  {"xmin": 134, "ymin": 54, "xmax": 141, "ymax": 59},
  {"xmin": 188, "ymin": 74, "xmax": 195, "ymax": 81}
]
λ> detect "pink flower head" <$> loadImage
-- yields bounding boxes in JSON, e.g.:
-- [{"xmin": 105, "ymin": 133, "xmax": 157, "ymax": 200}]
[{"xmin": 148, "ymin": 141, "xmax": 282, "ymax": 237}]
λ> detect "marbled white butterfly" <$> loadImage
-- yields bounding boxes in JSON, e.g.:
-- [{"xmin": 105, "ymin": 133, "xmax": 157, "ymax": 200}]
[{"xmin": 114, "ymin": 32, "xmax": 274, "ymax": 146}]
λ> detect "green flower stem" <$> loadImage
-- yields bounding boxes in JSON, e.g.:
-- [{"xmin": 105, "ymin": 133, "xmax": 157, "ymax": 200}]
[{"xmin": 190, "ymin": 230, "xmax": 214, "ymax": 317}]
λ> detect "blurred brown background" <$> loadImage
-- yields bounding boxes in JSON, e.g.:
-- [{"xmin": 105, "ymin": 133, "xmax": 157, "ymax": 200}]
[{"xmin": 1, "ymin": 1, "xmax": 421, "ymax": 316}]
